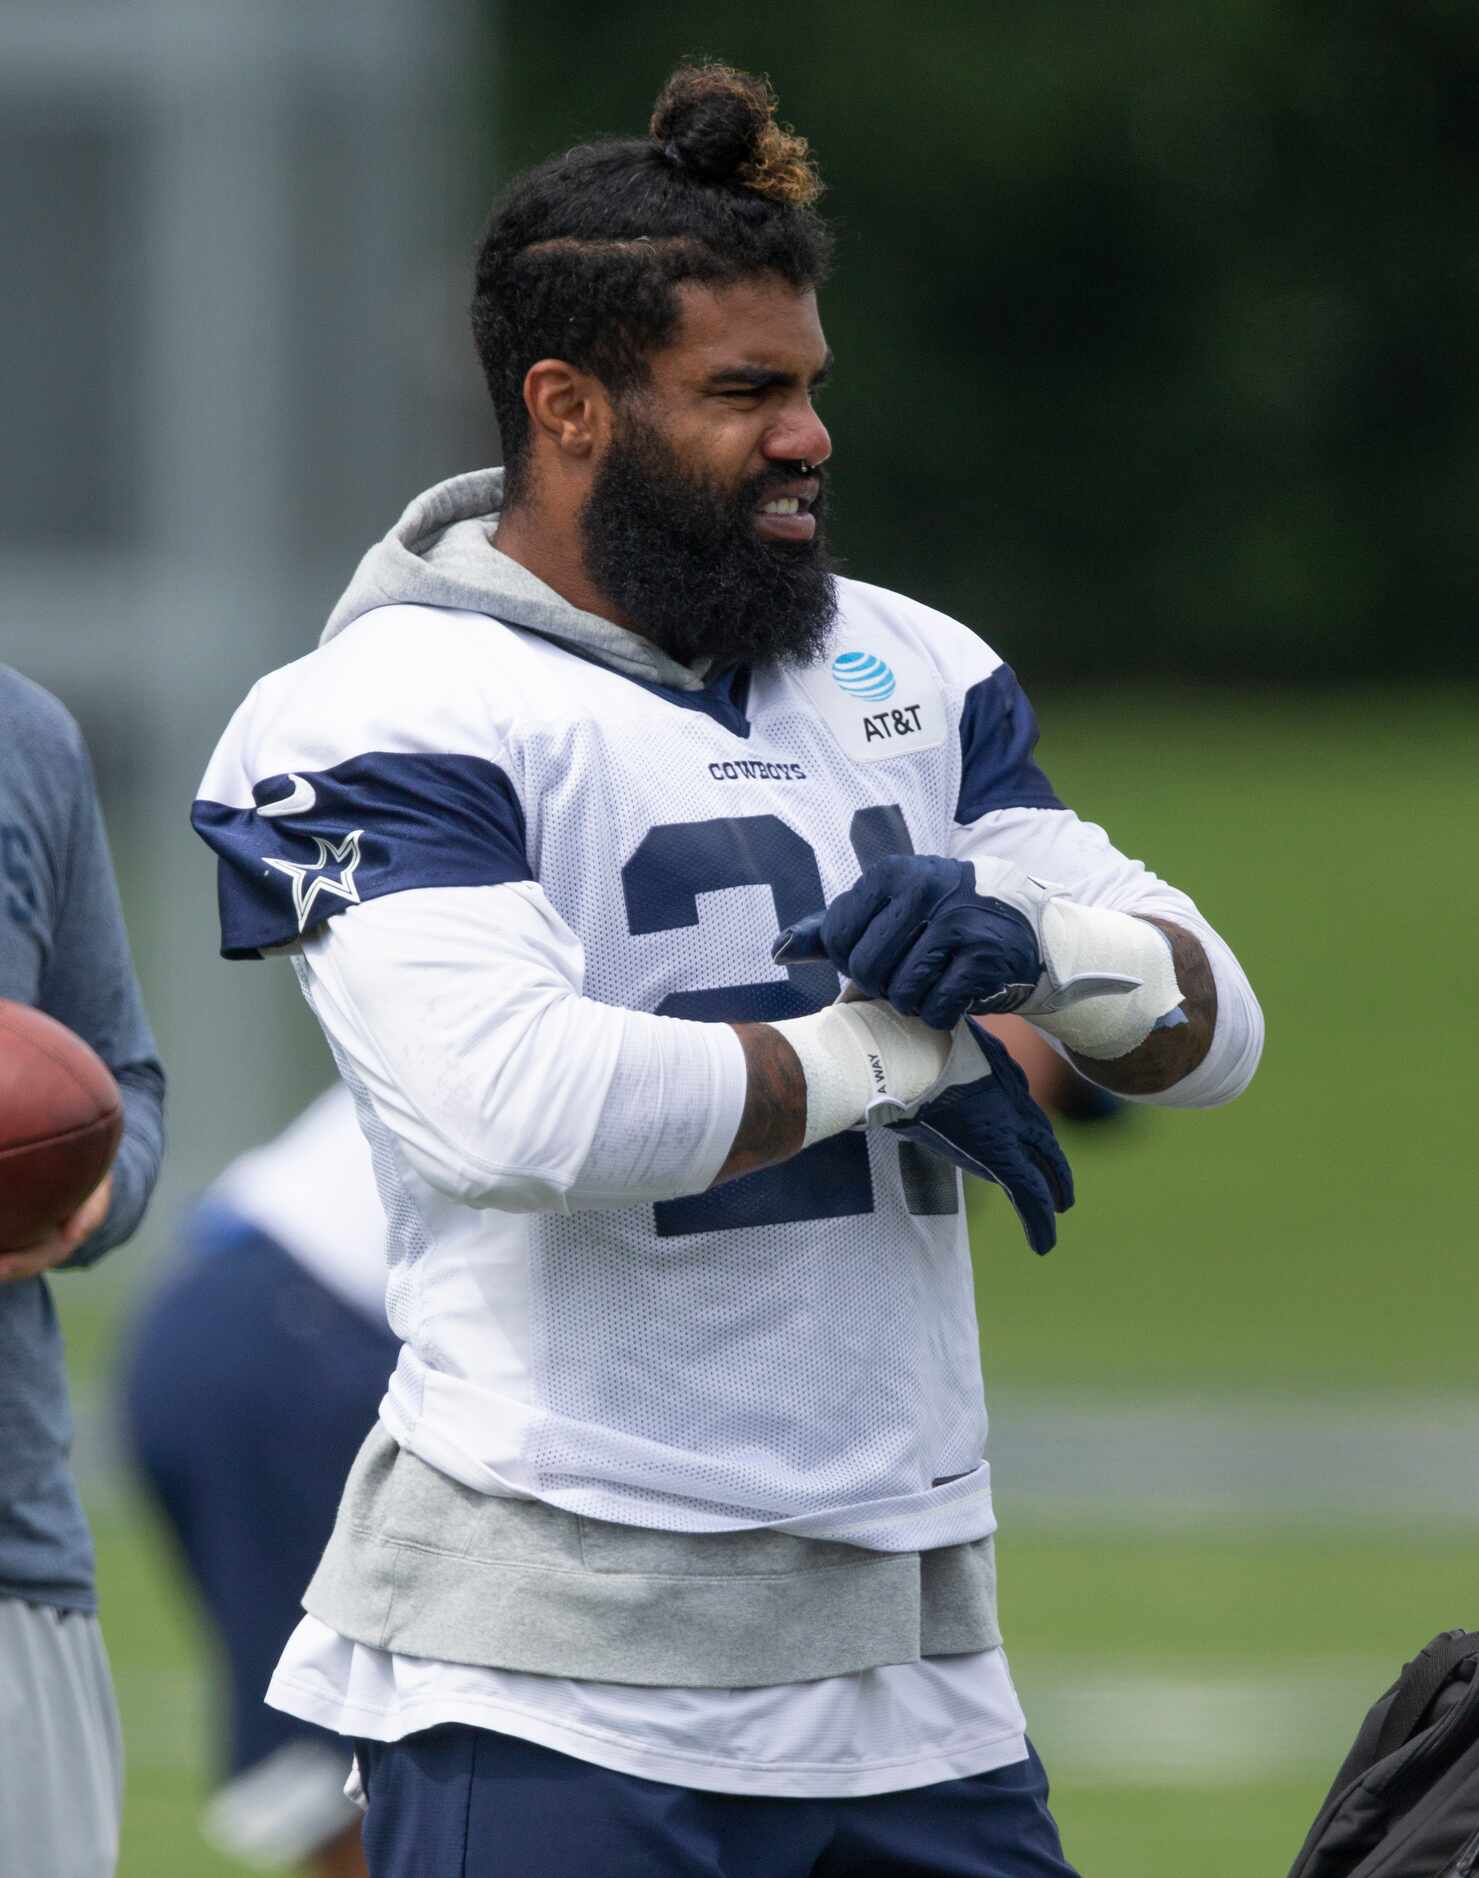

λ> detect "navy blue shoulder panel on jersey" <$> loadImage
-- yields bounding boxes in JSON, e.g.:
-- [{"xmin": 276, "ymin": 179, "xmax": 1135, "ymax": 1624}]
[
  {"xmin": 192, "ymin": 750, "xmax": 531, "ymax": 959},
  {"xmin": 956, "ymin": 665, "xmax": 1065, "ymax": 823}
]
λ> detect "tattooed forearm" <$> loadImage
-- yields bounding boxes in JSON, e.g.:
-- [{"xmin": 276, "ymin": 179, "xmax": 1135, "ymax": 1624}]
[
  {"xmin": 712, "ymin": 1023, "xmax": 808, "ymax": 1185},
  {"xmin": 1068, "ymin": 918, "xmax": 1217, "ymax": 1096}
]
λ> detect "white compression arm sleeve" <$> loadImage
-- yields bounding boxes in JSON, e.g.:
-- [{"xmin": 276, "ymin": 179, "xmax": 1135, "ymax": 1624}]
[{"xmin": 292, "ymin": 881, "xmax": 747, "ymax": 1213}]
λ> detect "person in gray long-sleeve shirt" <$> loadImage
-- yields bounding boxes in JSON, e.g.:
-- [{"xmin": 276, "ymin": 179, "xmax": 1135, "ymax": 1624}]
[{"xmin": 0, "ymin": 666, "xmax": 165, "ymax": 1877}]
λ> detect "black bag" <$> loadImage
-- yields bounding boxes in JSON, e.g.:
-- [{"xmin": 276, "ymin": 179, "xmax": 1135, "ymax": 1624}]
[{"xmin": 1289, "ymin": 1630, "xmax": 1479, "ymax": 1877}]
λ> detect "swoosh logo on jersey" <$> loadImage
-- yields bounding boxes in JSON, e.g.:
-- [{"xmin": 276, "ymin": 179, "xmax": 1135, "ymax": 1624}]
[{"xmin": 256, "ymin": 773, "xmax": 318, "ymax": 818}]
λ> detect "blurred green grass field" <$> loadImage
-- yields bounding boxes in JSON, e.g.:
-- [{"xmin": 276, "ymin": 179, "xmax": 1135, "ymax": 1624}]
[{"xmin": 55, "ymin": 686, "xmax": 1479, "ymax": 1877}]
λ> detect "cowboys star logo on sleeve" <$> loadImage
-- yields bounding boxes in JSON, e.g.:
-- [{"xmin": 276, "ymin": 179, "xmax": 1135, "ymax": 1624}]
[{"xmin": 263, "ymin": 830, "xmax": 365, "ymax": 931}]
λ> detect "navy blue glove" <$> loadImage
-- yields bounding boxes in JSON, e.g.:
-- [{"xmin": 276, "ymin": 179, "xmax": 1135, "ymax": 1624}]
[
  {"xmin": 886, "ymin": 1021, "xmax": 1074, "ymax": 1255},
  {"xmin": 773, "ymin": 855, "xmax": 1042, "ymax": 1030}
]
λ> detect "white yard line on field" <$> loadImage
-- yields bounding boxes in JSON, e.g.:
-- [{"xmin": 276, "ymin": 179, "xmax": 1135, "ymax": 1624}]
[
  {"xmin": 988, "ymin": 1391, "xmax": 1479, "ymax": 1531},
  {"xmin": 1017, "ymin": 1656, "xmax": 1390, "ymax": 1785}
]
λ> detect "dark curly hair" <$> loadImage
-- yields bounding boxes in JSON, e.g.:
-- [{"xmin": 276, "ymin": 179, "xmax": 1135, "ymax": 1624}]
[{"xmin": 471, "ymin": 63, "xmax": 833, "ymax": 503}]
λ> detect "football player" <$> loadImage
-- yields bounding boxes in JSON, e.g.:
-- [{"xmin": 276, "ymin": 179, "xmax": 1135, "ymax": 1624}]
[
  {"xmin": 0, "ymin": 668, "xmax": 165, "ymax": 1877},
  {"xmin": 193, "ymin": 63, "xmax": 1262, "ymax": 1878}
]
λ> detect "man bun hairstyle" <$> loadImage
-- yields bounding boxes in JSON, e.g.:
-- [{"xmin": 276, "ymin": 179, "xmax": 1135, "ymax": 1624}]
[
  {"xmin": 472, "ymin": 62, "xmax": 832, "ymax": 503},
  {"xmin": 649, "ymin": 64, "xmax": 823, "ymax": 207}
]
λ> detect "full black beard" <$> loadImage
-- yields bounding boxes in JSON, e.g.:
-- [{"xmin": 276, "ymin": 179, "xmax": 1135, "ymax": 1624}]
[{"xmin": 578, "ymin": 407, "xmax": 838, "ymax": 670}]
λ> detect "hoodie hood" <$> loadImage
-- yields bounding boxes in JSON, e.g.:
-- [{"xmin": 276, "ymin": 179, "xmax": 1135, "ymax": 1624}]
[{"xmin": 320, "ymin": 467, "xmax": 709, "ymax": 692}]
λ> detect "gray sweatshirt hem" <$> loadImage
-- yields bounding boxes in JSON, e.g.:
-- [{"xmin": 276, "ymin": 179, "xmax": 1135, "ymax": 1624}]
[{"xmin": 305, "ymin": 1426, "xmax": 1001, "ymax": 1688}]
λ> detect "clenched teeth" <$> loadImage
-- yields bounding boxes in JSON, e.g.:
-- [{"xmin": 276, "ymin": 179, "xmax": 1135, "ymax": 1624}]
[{"xmin": 759, "ymin": 497, "xmax": 801, "ymax": 515}]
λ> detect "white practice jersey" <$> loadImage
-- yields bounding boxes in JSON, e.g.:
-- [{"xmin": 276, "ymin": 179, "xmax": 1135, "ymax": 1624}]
[{"xmin": 195, "ymin": 566, "xmax": 1260, "ymax": 1554}]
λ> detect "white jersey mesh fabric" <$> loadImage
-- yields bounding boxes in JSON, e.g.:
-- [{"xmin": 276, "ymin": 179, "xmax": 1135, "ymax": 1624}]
[
  {"xmin": 501, "ymin": 601, "xmax": 992, "ymax": 1544},
  {"xmin": 308, "ymin": 1011, "xmax": 437, "ymax": 1428}
]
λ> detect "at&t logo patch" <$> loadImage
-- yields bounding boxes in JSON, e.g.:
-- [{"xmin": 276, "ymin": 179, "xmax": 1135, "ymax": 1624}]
[
  {"xmin": 792, "ymin": 638, "xmax": 944, "ymax": 764},
  {"xmin": 831, "ymin": 651, "xmax": 896, "ymax": 702}
]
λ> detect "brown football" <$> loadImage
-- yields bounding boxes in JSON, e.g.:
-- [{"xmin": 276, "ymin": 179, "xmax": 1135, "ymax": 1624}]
[{"xmin": 0, "ymin": 1000, "xmax": 122, "ymax": 1251}]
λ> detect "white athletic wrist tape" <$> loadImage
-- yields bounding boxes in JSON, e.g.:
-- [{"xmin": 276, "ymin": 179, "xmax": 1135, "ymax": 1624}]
[
  {"xmin": 770, "ymin": 1001, "xmax": 952, "ymax": 1148},
  {"xmin": 1023, "ymin": 902, "xmax": 1182, "ymax": 1059}
]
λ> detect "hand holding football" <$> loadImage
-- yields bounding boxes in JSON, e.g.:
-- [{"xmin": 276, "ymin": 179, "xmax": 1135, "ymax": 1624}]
[{"xmin": 0, "ymin": 1000, "xmax": 123, "ymax": 1252}]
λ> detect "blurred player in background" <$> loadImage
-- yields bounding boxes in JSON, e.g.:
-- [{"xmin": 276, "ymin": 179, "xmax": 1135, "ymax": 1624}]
[
  {"xmin": 0, "ymin": 667, "xmax": 166, "ymax": 1878},
  {"xmin": 193, "ymin": 62, "xmax": 1261, "ymax": 1878},
  {"xmin": 123, "ymin": 1085, "xmax": 393, "ymax": 1878}
]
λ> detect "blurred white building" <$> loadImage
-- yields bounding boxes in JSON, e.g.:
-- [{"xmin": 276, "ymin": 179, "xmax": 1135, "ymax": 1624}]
[{"xmin": 0, "ymin": 0, "xmax": 490, "ymax": 1201}]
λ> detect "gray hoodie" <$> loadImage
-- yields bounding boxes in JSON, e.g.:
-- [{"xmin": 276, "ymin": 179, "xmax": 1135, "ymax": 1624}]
[{"xmin": 322, "ymin": 466, "xmax": 709, "ymax": 689}]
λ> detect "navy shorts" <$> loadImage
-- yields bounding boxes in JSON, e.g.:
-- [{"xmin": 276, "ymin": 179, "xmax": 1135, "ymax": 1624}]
[
  {"xmin": 354, "ymin": 1726, "xmax": 1080, "ymax": 1877},
  {"xmin": 123, "ymin": 1200, "xmax": 399, "ymax": 1777}
]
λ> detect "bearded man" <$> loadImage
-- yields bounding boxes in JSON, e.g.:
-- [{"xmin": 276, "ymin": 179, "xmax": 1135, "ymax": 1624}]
[{"xmin": 194, "ymin": 63, "xmax": 1262, "ymax": 1878}]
